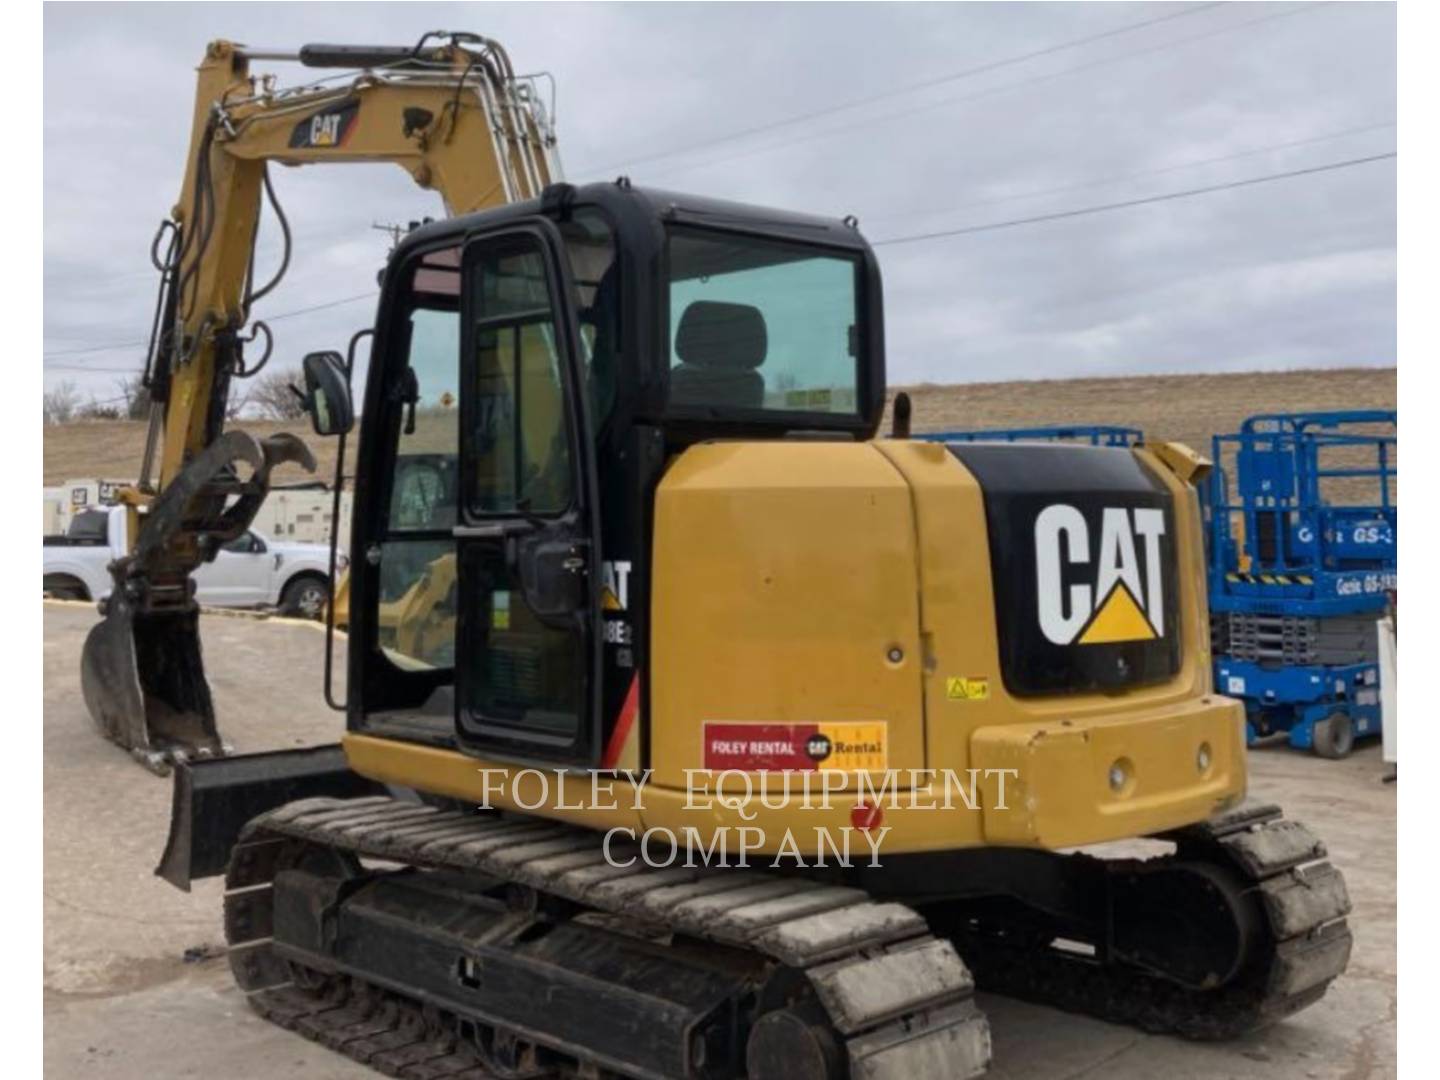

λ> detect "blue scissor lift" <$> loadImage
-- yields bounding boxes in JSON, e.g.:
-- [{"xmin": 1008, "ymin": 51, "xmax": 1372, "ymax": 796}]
[{"xmin": 1205, "ymin": 410, "xmax": 1396, "ymax": 757}]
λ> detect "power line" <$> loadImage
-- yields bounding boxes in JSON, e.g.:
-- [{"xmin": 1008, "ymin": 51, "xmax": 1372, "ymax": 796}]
[
  {"xmin": 40, "ymin": 388, "xmax": 136, "ymax": 409},
  {"xmin": 37, "ymin": 6, "xmax": 1260, "ymax": 304},
  {"xmin": 625, "ymin": 1, "xmax": 1329, "ymax": 183},
  {"xmin": 42, "ymin": 291, "xmax": 377, "ymax": 363},
  {"xmin": 45, "ymin": 363, "xmax": 144, "ymax": 374},
  {"xmin": 861, "ymin": 119, "xmax": 1396, "ymax": 227},
  {"xmin": 84, "ymin": 391, "xmax": 135, "ymax": 408},
  {"xmin": 581, "ymin": 1, "xmax": 1225, "ymax": 177},
  {"xmin": 49, "ymin": 157, "xmax": 1393, "ymax": 366},
  {"xmin": 45, "ymin": 226, "xmax": 387, "ymax": 293},
  {"xmin": 870, "ymin": 151, "xmax": 1396, "ymax": 247},
  {"xmin": 42, "ymin": 337, "xmax": 148, "ymax": 360},
  {"xmin": 267, "ymin": 291, "xmax": 378, "ymax": 322}
]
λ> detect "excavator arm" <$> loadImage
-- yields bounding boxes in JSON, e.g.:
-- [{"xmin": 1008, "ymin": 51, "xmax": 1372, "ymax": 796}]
[{"xmin": 82, "ymin": 34, "xmax": 559, "ymax": 771}]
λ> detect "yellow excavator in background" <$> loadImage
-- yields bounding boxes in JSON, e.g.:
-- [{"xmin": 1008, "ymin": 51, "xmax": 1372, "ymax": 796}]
[
  {"xmin": 78, "ymin": 33, "xmax": 1356, "ymax": 1080},
  {"xmin": 80, "ymin": 33, "xmax": 558, "ymax": 772}
]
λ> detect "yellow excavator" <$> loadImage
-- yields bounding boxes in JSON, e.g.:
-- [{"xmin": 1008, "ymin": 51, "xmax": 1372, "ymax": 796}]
[{"xmin": 88, "ymin": 34, "xmax": 1352, "ymax": 1080}]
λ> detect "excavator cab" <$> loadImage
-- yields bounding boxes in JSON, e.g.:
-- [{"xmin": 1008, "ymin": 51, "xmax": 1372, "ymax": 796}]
[{"xmin": 336, "ymin": 181, "xmax": 883, "ymax": 768}]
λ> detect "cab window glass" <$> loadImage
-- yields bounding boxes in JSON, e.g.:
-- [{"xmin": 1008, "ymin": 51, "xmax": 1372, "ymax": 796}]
[
  {"xmin": 559, "ymin": 210, "xmax": 619, "ymax": 427},
  {"xmin": 221, "ymin": 531, "xmax": 258, "ymax": 554},
  {"xmin": 388, "ymin": 305, "xmax": 461, "ymax": 532},
  {"xmin": 375, "ymin": 248, "xmax": 461, "ymax": 675},
  {"xmin": 666, "ymin": 228, "xmax": 862, "ymax": 415},
  {"xmin": 467, "ymin": 239, "xmax": 573, "ymax": 515}
]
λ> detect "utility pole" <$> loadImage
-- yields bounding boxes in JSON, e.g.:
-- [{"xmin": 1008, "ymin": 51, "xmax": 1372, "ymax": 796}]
[
  {"xmin": 371, "ymin": 218, "xmax": 437, "ymax": 253},
  {"xmin": 371, "ymin": 221, "xmax": 406, "ymax": 252}
]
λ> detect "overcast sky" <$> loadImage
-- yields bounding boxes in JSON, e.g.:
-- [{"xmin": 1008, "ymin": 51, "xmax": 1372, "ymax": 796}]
[{"xmin": 43, "ymin": 1, "xmax": 1396, "ymax": 408}]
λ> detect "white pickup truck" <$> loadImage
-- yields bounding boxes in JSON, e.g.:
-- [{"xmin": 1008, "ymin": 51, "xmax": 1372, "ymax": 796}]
[{"xmin": 43, "ymin": 506, "xmax": 342, "ymax": 618}]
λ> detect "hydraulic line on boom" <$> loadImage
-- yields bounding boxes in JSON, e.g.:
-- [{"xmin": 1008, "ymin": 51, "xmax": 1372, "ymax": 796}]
[{"xmin": 81, "ymin": 34, "xmax": 560, "ymax": 772}]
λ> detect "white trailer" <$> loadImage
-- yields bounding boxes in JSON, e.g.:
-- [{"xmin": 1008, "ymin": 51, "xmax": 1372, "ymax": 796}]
[
  {"xmin": 58, "ymin": 477, "xmax": 131, "ymax": 532},
  {"xmin": 42, "ymin": 488, "xmax": 65, "ymax": 537},
  {"xmin": 250, "ymin": 485, "xmax": 354, "ymax": 546},
  {"xmin": 47, "ymin": 477, "xmax": 352, "ymax": 547}
]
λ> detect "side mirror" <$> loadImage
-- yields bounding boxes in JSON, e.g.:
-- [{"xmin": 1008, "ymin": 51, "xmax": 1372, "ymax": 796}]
[{"xmin": 301, "ymin": 351, "xmax": 354, "ymax": 436}]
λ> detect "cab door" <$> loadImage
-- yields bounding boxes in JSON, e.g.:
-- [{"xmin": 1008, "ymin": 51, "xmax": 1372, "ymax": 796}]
[{"xmin": 453, "ymin": 223, "xmax": 603, "ymax": 764}]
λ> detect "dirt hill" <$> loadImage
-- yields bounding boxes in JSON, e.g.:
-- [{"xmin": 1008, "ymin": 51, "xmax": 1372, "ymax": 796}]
[
  {"xmin": 43, "ymin": 367, "xmax": 1396, "ymax": 487},
  {"xmin": 42, "ymin": 418, "xmax": 356, "ymax": 490},
  {"xmin": 893, "ymin": 366, "xmax": 1396, "ymax": 454}
]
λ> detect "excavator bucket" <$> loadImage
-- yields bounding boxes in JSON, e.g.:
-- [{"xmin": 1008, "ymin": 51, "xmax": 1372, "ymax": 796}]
[
  {"xmin": 81, "ymin": 430, "xmax": 315, "ymax": 773},
  {"xmin": 82, "ymin": 599, "xmax": 222, "ymax": 773}
]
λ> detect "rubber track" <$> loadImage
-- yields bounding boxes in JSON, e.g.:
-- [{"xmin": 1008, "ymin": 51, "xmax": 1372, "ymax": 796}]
[
  {"xmin": 223, "ymin": 796, "xmax": 992, "ymax": 1080},
  {"xmin": 954, "ymin": 801, "xmax": 1353, "ymax": 1040}
]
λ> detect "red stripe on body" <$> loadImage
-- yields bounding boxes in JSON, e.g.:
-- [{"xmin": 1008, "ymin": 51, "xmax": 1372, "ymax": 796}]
[{"xmin": 600, "ymin": 674, "xmax": 640, "ymax": 770}]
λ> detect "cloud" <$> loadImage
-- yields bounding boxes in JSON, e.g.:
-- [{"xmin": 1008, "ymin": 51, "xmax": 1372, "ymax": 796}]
[{"xmin": 43, "ymin": 1, "xmax": 1395, "ymax": 402}]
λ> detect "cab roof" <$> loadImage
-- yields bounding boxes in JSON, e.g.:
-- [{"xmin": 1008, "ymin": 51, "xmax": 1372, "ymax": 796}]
[{"xmin": 397, "ymin": 180, "xmax": 873, "ymax": 259}]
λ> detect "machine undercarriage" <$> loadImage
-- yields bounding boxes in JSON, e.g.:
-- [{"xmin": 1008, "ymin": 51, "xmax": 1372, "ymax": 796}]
[{"xmin": 221, "ymin": 796, "xmax": 1350, "ymax": 1079}]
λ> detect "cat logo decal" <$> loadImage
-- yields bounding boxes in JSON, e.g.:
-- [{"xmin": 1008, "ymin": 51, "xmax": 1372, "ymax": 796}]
[
  {"xmin": 1035, "ymin": 504, "xmax": 1166, "ymax": 645},
  {"xmin": 289, "ymin": 101, "xmax": 359, "ymax": 149}
]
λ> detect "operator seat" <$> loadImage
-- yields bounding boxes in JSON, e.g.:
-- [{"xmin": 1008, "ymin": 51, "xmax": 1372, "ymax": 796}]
[{"xmin": 669, "ymin": 300, "xmax": 767, "ymax": 408}]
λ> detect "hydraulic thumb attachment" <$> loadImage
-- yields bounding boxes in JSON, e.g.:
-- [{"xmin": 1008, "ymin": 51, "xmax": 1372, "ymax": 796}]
[{"xmin": 81, "ymin": 431, "xmax": 315, "ymax": 774}]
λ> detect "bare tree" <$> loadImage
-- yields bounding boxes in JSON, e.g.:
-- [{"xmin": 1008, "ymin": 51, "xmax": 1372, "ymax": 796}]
[
  {"xmin": 246, "ymin": 367, "xmax": 308, "ymax": 420},
  {"xmin": 78, "ymin": 397, "xmax": 123, "ymax": 420},
  {"xmin": 43, "ymin": 381, "xmax": 81, "ymax": 424},
  {"xmin": 115, "ymin": 374, "xmax": 151, "ymax": 421},
  {"xmin": 225, "ymin": 386, "xmax": 251, "ymax": 420},
  {"xmin": 112, "ymin": 373, "xmax": 249, "ymax": 420}
]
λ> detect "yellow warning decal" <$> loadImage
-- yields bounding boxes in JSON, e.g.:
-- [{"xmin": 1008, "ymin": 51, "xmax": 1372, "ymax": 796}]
[
  {"xmin": 1078, "ymin": 582, "xmax": 1157, "ymax": 644},
  {"xmin": 815, "ymin": 721, "xmax": 888, "ymax": 772},
  {"xmin": 945, "ymin": 676, "xmax": 990, "ymax": 701}
]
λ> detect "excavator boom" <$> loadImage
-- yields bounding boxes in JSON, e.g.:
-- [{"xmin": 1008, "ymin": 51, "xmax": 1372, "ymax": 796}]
[{"xmin": 81, "ymin": 34, "xmax": 559, "ymax": 771}]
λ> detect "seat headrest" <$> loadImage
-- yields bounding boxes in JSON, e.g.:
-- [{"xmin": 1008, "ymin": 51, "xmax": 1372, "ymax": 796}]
[{"xmin": 675, "ymin": 301, "xmax": 767, "ymax": 370}]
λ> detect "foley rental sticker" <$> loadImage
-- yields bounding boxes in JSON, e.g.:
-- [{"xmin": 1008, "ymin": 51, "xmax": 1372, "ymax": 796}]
[{"xmin": 703, "ymin": 722, "xmax": 887, "ymax": 772}]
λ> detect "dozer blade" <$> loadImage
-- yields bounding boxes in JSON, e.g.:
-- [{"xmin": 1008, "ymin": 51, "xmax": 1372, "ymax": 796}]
[{"xmin": 81, "ymin": 430, "xmax": 316, "ymax": 774}]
